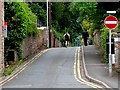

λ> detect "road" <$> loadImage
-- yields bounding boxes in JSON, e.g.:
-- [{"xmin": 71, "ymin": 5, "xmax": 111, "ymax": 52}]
[{"xmin": 2, "ymin": 47, "xmax": 92, "ymax": 88}]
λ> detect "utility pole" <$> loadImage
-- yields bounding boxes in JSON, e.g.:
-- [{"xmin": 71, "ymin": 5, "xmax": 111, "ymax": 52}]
[
  {"xmin": 48, "ymin": 0, "xmax": 51, "ymax": 48},
  {"xmin": 46, "ymin": 0, "xmax": 49, "ymax": 48},
  {"xmin": 0, "ymin": 0, "xmax": 4, "ymax": 76}
]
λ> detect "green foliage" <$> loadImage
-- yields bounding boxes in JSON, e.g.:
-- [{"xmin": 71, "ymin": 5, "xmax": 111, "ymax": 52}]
[
  {"xmin": 116, "ymin": 18, "xmax": 120, "ymax": 32},
  {"xmin": 28, "ymin": 2, "xmax": 47, "ymax": 25},
  {"xmin": 51, "ymin": 2, "xmax": 75, "ymax": 45},
  {"xmin": 94, "ymin": 2, "xmax": 120, "ymax": 63},
  {"xmin": 52, "ymin": 26, "xmax": 64, "ymax": 42},
  {"xmin": 52, "ymin": 2, "xmax": 72, "ymax": 30},
  {"xmin": 51, "ymin": 2, "xmax": 120, "ymax": 63},
  {"xmin": 3, "ymin": 60, "xmax": 23, "ymax": 76},
  {"xmin": 4, "ymin": 2, "xmax": 38, "ymax": 62},
  {"xmin": 51, "ymin": 2, "xmax": 99, "ymax": 46},
  {"xmin": 68, "ymin": 2, "xmax": 97, "ymax": 42},
  {"xmin": 69, "ymin": 2, "xmax": 97, "ymax": 20},
  {"xmin": 52, "ymin": 2, "xmax": 65, "ymax": 22},
  {"xmin": 100, "ymin": 27, "xmax": 109, "ymax": 63}
]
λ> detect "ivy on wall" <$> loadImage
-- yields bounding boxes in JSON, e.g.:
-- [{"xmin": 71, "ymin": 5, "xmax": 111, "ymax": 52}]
[
  {"xmin": 4, "ymin": 2, "xmax": 38, "ymax": 64},
  {"xmin": 100, "ymin": 27, "xmax": 109, "ymax": 63}
]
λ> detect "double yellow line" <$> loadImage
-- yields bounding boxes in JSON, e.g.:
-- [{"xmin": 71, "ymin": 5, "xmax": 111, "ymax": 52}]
[
  {"xmin": 74, "ymin": 47, "xmax": 103, "ymax": 88},
  {"xmin": 0, "ymin": 49, "xmax": 49, "ymax": 86}
]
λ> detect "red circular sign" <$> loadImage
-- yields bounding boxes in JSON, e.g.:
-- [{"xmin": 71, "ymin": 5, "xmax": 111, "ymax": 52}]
[{"xmin": 104, "ymin": 15, "xmax": 118, "ymax": 29}]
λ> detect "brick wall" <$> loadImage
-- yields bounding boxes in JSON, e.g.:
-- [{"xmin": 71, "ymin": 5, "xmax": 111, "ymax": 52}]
[{"xmin": 0, "ymin": 1, "xmax": 4, "ymax": 75}]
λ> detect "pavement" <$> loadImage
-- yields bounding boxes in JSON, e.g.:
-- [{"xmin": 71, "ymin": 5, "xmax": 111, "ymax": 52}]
[{"xmin": 82, "ymin": 45, "xmax": 119, "ymax": 89}]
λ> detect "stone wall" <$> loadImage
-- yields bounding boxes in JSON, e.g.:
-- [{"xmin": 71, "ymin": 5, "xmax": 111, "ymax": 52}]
[
  {"xmin": 117, "ymin": 45, "xmax": 120, "ymax": 66},
  {"xmin": 22, "ymin": 30, "xmax": 46, "ymax": 59},
  {"xmin": 22, "ymin": 29, "xmax": 61, "ymax": 60},
  {"xmin": 115, "ymin": 43, "xmax": 120, "ymax": 73},
  {"xmin": 115, "ymin": 33, "xmax": 120, "ymax": 71},
  {"xmin": 51, "ymin": 33, "xmax": 61, "ymax": 47},
  {"xmin": 93, "ymin": 30, "xmax": 101, "ymax": 47}
]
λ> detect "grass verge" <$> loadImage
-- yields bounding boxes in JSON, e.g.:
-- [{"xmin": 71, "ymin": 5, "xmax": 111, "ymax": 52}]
[{"xmin": 2, "ymin": 60, "xmax": 23, "ymax": 76}]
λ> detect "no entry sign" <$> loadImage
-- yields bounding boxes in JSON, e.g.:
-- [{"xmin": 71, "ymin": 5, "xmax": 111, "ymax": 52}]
[{"xmin": 104, "ymin": 15, "xmax": 118, "ymax": 29}]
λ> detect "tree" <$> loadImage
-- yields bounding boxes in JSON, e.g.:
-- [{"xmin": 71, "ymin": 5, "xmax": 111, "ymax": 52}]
[
  {"xmin": 69, "ymin": 2, "xmax": 97, "ymax": 40},
  {"xmin": 51, "ymin": 2, "xmax": 65, "ymax": 32},
  {"xmin": 28, "ymin": 2, "xmax": 47, "ymax": 26}
]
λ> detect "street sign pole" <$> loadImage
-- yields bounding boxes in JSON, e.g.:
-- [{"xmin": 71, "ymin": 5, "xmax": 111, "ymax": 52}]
[
  {"xmin": 105, "ymin": 11, "xmax": 118, "ymax": 77},
  {"xmin": 109, "ymin": 29, "xmax": 112, "ymax": 76}
]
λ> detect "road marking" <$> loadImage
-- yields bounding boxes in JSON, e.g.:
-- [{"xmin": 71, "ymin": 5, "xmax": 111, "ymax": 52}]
[
  {"xmin": 74, "ymin": 47, "xmax": 103, "ymax": 88},
  {"xmin": 74, "ymin": 48, "xmax": 84, "ymax": 84},
  {"xmin": 77, "ymin": 47, "xmax": 101, "ymax": 88},
  {"xmin": 77, "ymin": 47, "xmax": 102, "ymax": 88},
  {"xmin": 81, "ymin": 46, "xmax": 111, "ymax": 88},
  {"xmin": 86, "ymin": 64, "xmax": 106, "ymax": 66},
  {"xmin": 0, "ymin": 49, "xmax": 50, "ymax": 86}
]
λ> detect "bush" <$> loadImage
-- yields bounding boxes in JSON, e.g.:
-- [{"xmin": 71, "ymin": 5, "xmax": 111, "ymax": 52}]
[
  {"xmin": 100, "ymin": 27, "xmax": 109, "ymax": 63},
  {"xmin": 4, "ymin": 2, "xmax": 38, "ymax": 62}
]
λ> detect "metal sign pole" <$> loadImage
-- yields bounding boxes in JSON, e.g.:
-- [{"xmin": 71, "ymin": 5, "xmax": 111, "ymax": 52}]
[
  {"xmin": 106, "ymin": 11, "xmax": 117, "ymax": 77},
  {"xmin": 109, "ymin": 29, "xmax": 112, "ymax": 76}
]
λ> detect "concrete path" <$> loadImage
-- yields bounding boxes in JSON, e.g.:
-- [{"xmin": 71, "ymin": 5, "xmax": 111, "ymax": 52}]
[{"xmin": 83, "ymin": 45, "xmax": 118, "ymax": 89}]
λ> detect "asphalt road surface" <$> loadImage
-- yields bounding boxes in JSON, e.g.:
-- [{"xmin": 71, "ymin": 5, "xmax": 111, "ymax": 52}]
[{"xmin": 2, "ymin": 47, "xmax": 92, "ymax": 88}]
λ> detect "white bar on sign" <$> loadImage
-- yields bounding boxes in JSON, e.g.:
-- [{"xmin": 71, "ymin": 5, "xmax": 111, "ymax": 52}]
[
  {"xmin": 107, "ymin": 11, "xmax": 116, "ymax": 14},
  {"xmin": 105, "ymin": 21, "xmax": 117, "ymax": 24}
]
